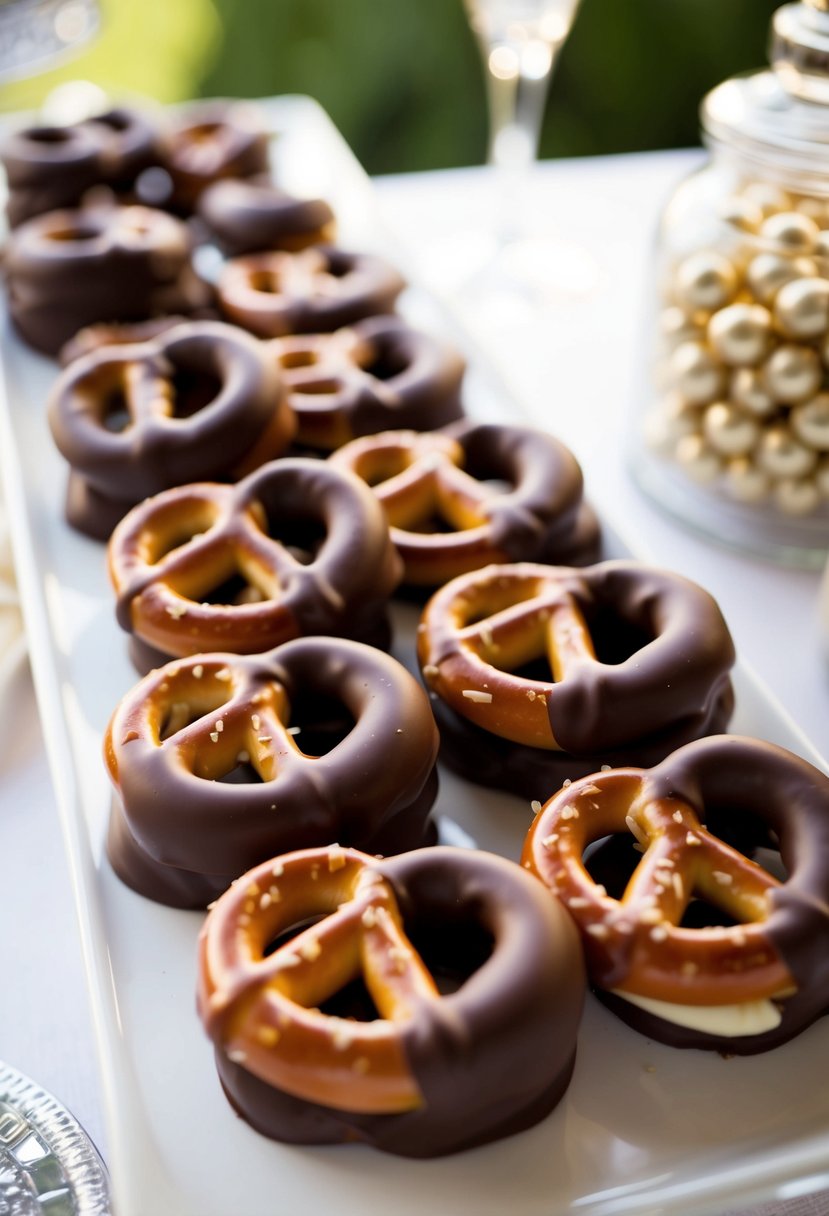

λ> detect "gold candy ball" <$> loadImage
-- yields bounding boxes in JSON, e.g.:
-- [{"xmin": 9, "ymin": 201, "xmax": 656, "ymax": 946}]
[
  {"xmin": 762, "ymin": 344, "xmax": 822, "ymax": 404},
  {"xmin": 674, "ymin": 251, "xmax": 738, "ymax": 312},
  {"xmin": 707, "ymin": 302, "xmax": 772, "ymax": 365},
  {"xmin": 669, "ymin": 340, "xmax": 725, "ymax": 405},
  {"xmin": 730, "ymin": 367, "xmax": 777, "ymax": 416},
  {"xmin": 790, "ymin": 393, "xmax": 829, "ymax": 451},
  {"xmin": 795, "ymin": 196, "xmax": 829, "ymax": 224},
  {"xmin": 745, "ymin": 252, "xmax": 817, "ymax": 305},
  {"xmin": 675, "ymin": 433, "xmax": 722, "ymax": 483},
  {"xmin": 703, "ymin": 402, "xmax": 760, "ymax": 456},
  {"xmin": 741, "ymin": 182, "xmax": 793, "ymax": 218},
  {"xmin": 757, "ymin": 425, "xmax": 819, "ymax": 478},
  {"xmin": 760, "ymin": 210, "xmax": 819, "ymax": 253},
  {"xmin": 719, "ymin": 195, "xmax": 764, "ymax": 233},
  {"xmin": 773, "ymin": 476, "xmax": 821, "ymax": 516},
  {"xmin": 723, "ymin": 456, "xmax": 770, "ymax": 503},
  {"xmin": 773, "ymin": 276, "xmax": 829, "ymax": 339}
]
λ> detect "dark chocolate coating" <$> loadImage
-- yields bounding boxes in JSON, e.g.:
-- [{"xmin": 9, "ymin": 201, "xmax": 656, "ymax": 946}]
[
  {"xmin": 109, "ymin": 457, "xmax": 403, "ymax": 659},
  {"xmin": 58, "ymin": 315, "xmax": 192, "ymax": 366},
  {"xmin": 105, "ymin": 639, "xmax": 440, "ymax": 907},
  {"xmin": 205, "ymin": 847, "xmax": 585, "ymax": 1156},
  {"xmin": 217, "ymin": 245, "xmax": 406, "ymax": 339},
  {"xmin": 198, "ymin": 177, "xmax": 335, "ymax": 255},
  {"xmin": 596, "ymin": 735, "xmax": 829, "ymax": 1053},
  {"xmin": 159, "ymin": 102, "xmax": 271, "ymax": 214},
  {"xmin": 5, "ymin": 204, "xmax": 210, "ymax": 355},
  {"xmin": 427, "ymin": 679, "xmax": 735, "ymax": 802},
  {"xmin": 1, "ymin": 108, "xmax": 162, "ymax": 228},
  {"xmin": 48, "ymin": 319, "xmax": 292, "ymax": 537},
  {"xmin": 269, "ymin": 315, "xmax": 466, "ymax": 450}
]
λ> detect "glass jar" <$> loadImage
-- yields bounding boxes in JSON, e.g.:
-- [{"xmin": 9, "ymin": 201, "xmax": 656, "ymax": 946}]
[{"xmin": 632, "ymin": 0, "xmax": 829, "ymax": 568}]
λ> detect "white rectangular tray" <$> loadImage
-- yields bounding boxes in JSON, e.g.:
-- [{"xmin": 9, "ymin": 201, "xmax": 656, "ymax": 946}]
[{"xmin": 1, "ymin": 95, "xmax": 828, "ymax": 1216}]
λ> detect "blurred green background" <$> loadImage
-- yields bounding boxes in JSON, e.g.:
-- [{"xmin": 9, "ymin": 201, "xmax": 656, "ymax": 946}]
[{"xmin": 2, "ymin": 0, "xmax": 782, "ymax": 174}]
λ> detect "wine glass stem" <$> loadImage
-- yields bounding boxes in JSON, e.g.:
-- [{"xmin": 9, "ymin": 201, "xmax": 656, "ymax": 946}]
[{"xmin": 483, "ymin": 40, "xmax": 557, "ymax": 243}]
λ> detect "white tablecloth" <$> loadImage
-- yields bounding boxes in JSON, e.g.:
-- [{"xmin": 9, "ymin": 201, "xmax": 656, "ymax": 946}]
[{"xmin": 0, "ymin": 148, "xmax": 826, "ymax": 1215}]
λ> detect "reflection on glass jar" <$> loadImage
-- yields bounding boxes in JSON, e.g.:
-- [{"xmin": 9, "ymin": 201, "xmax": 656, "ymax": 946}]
[{"xmin": 633, "ymin": 0, "xmax": 829, "ymax": 568}]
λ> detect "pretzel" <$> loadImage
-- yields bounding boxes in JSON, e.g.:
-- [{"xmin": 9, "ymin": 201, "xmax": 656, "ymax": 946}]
[
  {"xmin": 1, "ymin": 107, "xmax": 161, "ymax": 228},
  {"xmin": 5, "ymin": 203, "xmax": 210, "ymax": 355},
  {"xmin": 522, "ymin": 736, "xmax": 829, "ymax": 1051},
  {"xmin": 109, "ymin": 457, "xmax": 402, "ymax": 662},
  {"xmin": 48, "ymin": 320, "xmax": 295, "ymax": 540},
  {"xmin": 267, "ymin": 316, "xmax": 465, "ymax": 451},
  {"xmin": 418, "ymin": 559, "xmax": 735, "ymax": 752},
  {"xmin": 332, "ymin": 422, "xmax": 601, "ymax": 587},
  {"xmin": 105, "ymin": 638, "xmax": 439, "ymax": 907},
  {"xmin": 197, "ymin": 845, "xmax": 585, "ymax": 1155},
  {"xmin": 159, "ymin": 102, "xmax": 270, "ymax": 213},
  {"xmin": 198, "ymin": 176, "xmax": 336, "ymax": 255},
  {"xmin": 217, "ymin": 245, "xmax": 406, "ymax": 340}
]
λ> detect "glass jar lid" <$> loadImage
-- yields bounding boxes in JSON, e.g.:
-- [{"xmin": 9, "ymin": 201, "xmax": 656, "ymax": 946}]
[{"xmin": 702, "ymin": 1, "xmax": 829, "ymax": 193}]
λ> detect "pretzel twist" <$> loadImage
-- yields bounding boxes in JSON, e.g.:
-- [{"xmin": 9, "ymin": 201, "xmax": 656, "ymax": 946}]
[
  {"xmin": 217, "ymin": 245, "xmax": 405, "ymax": 339},
  {"xmin": 108, "ymin": 458, "xmax": 402, "ymax": 658},
  {"xmin": 267, "ymin": 316, "xmax": 465, "ymax": 450},
  {"xmin": 333, "ymin": 422, "xmax": 597, "ymax": 585},
  {"xmin": 417, "ymin": 560, "xmax": 735, "ymax": 753},
  {"xmin": 48, "ymin": 320, "xmax": 294, "ymax": 522},
  {"xmin": 198, "ymin": 177, "xmax": 336, "ymax": 256},
  {"xmin": 104, "ymin": 639, "xmax": 439, "ymax": 902},
  {"xmin": 197, "ymin": 844, "xmax": 586, "ymax": 1139},
  {"xmin": 524, "ymin": 768, "xmax": 792, "ymax": 1005}
]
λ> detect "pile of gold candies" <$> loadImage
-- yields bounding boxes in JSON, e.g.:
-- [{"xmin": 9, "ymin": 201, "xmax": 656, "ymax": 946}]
[{"xmin": 647, "ymin": 181, "xmax": 829, "ymax": 517}]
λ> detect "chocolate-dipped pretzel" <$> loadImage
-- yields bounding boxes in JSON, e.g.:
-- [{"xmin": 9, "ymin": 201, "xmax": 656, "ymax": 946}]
[
  {"xmin": 105, "ymin": 638, "xmax": 439, "ymax": 907},
  {"xmin": 48, "ymin": 320, "xmax": 295, "ymax": 540},
  {"xmin": 198, "ymin": 177, "xmax": 336, "ymax": 256},
  {"xmin": 1, "ymin": 107, "xmax": 161, "ymax": 228},
  {"xmin": 109, "ymin": 457, "xmax": 403, "ymax": 663},
  {"xmin": 331, "ymin": 422, "xmax": 601, "ymax": 587},
  {"xmin": 417, "ymin": 560, "xmax": 735, "ymax": 798},
  {"xmin": 217, "ymin": 245, "xmax": 406, "ymax": 339},
  {"xmin": 197, "ymin": 845, "xmax": 585, "ymax": 1156},
  {"xmin": 522, "ymin": 736, "xmax": 829, "ymax": 1053},
  {"xmin": 267, "ymin": 316, "xmax": 465, "ymax": 451},
  {"xmin": 419, "ymin": 560, "xmax": 735, "ymax": 750},
  {"xmin": 5, "ymin": 203, "xmax": 210, "ymax": 355},
  {"xmin": 159, "ymin": 102, "xmax": 270, "ymax": 213}
]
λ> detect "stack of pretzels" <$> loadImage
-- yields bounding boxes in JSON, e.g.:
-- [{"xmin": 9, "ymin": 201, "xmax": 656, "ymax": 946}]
[{"xmin": 5, "ymin": 96, "xmax": 829, "ymax": 1163}]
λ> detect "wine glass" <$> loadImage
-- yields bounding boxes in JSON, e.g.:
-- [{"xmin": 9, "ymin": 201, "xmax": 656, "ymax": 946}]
[{"xmin": 458, "ymin": 0, "xmax": 599, "ymax": 320}]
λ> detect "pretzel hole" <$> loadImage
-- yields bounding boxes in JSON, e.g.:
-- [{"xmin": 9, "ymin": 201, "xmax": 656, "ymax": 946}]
[
  {"xmin": 403, "ymin": 910, "xmax": 494, "ymax": 996},
  {"xmin": 253, "ymin": 503, "xmax": 327, "ymax": 565},
  {"xmin": 277, "ymin": 349, "xmax": 320, "ymax": 370},
  {"xmin": 577, "ymin": 603, "xmax": 653, "ymax": 666},
  {"xmin": 144, "ymin": 505, "xmax": 218, "ymax": 563},
  {"xmin": 169, "ymin": 364, "xmax": 223, "ymax": 418},
  {"xmin": 200, "ymin": 569, "xmax": 266, "ymax": 606},
  {"xmin": 93, "ymin": 112, "xmax": 130, "ymax": 133},
  {"xmin": 25, "ymin": 127, "xmax": 71, "ymax": 144},
  {"xmin": 217, "ymin": 759, "xmax": 264, "ymax": 785},
  {"xmin": 359, "ymin": 342, "xmax": 409, "ymax": 382},
  {"xmin": 261, "ymin": 915, "xmax": 379, "ymax": 1019},
  {"xmin": 249, "ymin": 269, "xmax": 282, "ymax": 295},
  {"xmin": 102, "ymin": 386, "xmax": 132, "ymax": 433},
  {"xmin": 286, "ymin": 688, "xmax": 356, "ymax": 756},
  {"xmin": 288, "ymin": 377, "xmax": 341, "ymax": 397},
  {"xmin": 46, "ymin": 224, "xmax": 101, "ymax": 243},
  {"xmin": 319, "ymin": 253, "xmax": 352, "ymax": 280}
]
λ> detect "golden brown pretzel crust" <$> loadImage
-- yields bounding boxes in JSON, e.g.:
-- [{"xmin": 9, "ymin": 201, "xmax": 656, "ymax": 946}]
[
  {"xmin": 108, "ymin": 458, "xmax": 402, "ymax": 658},
  {"xmin": 523, "ymin": 767, "xmax": 791, "ymax": 1005},
  {"xmin": 417, "ymin": 560, "xmax": 735, "ymax": 753},
  {"xmin": 332, "ymin": 423, "xmax": 597, "ymax": 586}
]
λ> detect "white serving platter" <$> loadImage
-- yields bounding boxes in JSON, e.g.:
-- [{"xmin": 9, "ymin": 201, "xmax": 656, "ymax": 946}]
[{"xmin": 1, "ymin": 95, "xmax": 828, "ymax": 1216}]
